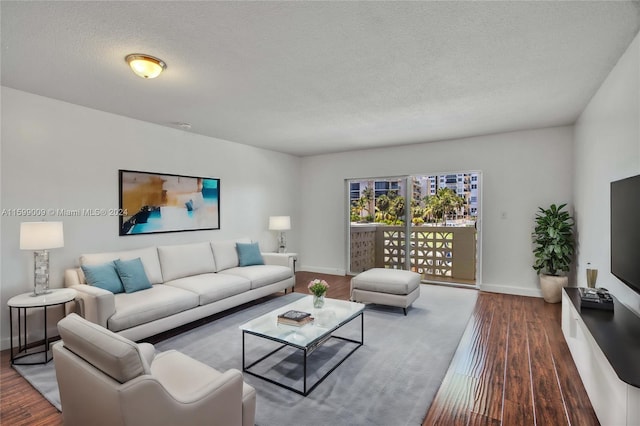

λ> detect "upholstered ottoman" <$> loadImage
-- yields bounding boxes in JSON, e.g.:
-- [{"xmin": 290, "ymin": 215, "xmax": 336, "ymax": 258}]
[{"xmin": 350, "ymin": 268, "xmax": 421, "ymax": 315}]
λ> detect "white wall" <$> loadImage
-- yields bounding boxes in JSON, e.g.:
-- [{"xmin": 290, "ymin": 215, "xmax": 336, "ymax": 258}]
[
  {"xmin": 574, "ymin": 32, "xmax": 640, "ymax": 312},
  {"xmin": 0, "ymin": 87, "xmax": 300, "ymax": 349},
  {"xmin": 298, "ymin": 126, "xmax": 574, "ymax": 296},
  {"xmin": 12, "ymin": 38, "xmax": 639, "ymax": 347}
]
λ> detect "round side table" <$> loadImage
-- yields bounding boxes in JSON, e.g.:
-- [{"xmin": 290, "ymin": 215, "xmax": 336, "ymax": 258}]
[{"xmin": 7, "ymin": 288, "xmax": 77, "ymax": 365}]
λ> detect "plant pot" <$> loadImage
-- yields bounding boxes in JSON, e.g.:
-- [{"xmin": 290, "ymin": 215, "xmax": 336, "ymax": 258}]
[{"xmin": 539, "ymin": 274, "xmax": 568, "ymax": 303}]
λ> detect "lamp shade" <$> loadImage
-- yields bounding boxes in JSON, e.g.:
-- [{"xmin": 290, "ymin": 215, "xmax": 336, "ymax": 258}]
[
  {"xmin": 269, "ymin": 216, "xmax": 291, "ymax": 231},
  {"xmin": 20, "ymin": 222, "xmax": 64, "ymax": 250}
]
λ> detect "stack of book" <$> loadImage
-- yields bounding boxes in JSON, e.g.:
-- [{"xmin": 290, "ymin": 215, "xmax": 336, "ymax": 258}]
[{"xmin": 277, "ymin": 310, "xmax": 314, "ymax": 326}]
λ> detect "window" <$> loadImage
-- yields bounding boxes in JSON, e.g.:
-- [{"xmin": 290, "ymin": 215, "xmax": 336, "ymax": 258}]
[
  {"xmin": 350, "ymin": 182, "xmax": 360, "ymax": 201},
  {"xmin": 374, "ymin": 181, "xmax": 389, "ymax": 197},
  {"xmin": 375, "ymin": 182, "xmax": 389, "ymax": 190},
  {"xmin": 471, "ymin": 184, "xmax": 477, "ymax": 189}
]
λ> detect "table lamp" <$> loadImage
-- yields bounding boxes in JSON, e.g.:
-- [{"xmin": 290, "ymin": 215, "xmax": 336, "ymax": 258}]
[
  {"xmin": 269, "ymin": 216, "xmax": 291, "ymax": 253},
  {"xmin": 20, "ymin": 221, "xmax": 64, "ymax": 296}
]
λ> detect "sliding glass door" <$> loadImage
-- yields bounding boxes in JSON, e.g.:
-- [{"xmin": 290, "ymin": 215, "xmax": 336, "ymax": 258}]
[
  {"xmin": 347, "ymin": 172, "xmax": 480, "ymax": 286},
  {"xmin": 348, "ymin": 176, "xmax": 409, "ymax": 273}
]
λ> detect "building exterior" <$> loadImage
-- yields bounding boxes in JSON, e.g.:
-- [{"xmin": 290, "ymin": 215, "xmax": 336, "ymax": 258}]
[
  {"xmin": 351, "ymin": 173, "xmax": 479, "ymax": 220},
  {"xmin": 424, "ymin": 173, "xmax": 479, "ymax": 218}
]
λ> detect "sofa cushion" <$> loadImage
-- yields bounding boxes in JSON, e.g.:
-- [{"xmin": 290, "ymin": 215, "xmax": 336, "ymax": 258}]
[
  {"xmin": 108, "ymin": 285, "xmax": 199, "ymax": 332},
  {"xmin": 80, "ymin": 247, "xmax": 163, "ymax": 284},
  {"xmin": 115, "ymin": 258, "xmax": 153, "ymax": 293},
  {"xmin": 158, "ymin": 242, "xmax": 216, "ymax": 282},
  {"xmin": 164, "ymin": 273, "xmax": 251, "ymax": 305},
  {"xmin": 236, "ymin": 242, "xmax": 264, "ymax": 267},
  {"xmin": 81, "ymin": 261, "xmax": 124, "ymax": 294},
  {"xmin": 211, "ymin": 238, "xmax": 251, "ymax": 272},
  {"xmin": 218, "ymin": 265, "xmax": 292, "ymax": 290},
  {"xmin": 58, "ymin": 313, "xmax": 148, "ymax": 384}
]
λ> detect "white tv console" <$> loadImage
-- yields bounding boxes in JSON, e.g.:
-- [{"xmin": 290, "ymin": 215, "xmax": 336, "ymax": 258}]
[{"xmin": 562, "ymin": 288, "xmax": 640, "ymax": 425}]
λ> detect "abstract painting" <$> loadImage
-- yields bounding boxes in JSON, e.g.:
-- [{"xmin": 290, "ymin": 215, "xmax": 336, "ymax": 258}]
[{"xmin": 119, "ymin": 170, "xmax": 220, "ymax": 235}]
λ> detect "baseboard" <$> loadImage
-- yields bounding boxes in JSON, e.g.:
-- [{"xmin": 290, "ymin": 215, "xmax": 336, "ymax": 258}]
[
  {"xmin": 479, "ymin": 283, "xmax": 542, "ymax": 298},
  {"xmin": 298, "ymin": 265, "xmax": 346, "ymax": 276}
]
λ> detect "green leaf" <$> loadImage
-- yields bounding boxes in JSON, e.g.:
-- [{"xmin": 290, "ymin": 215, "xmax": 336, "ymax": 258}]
[{"xmin": 531, "ymin": 202, "xmax": 574, "ymax": 275}]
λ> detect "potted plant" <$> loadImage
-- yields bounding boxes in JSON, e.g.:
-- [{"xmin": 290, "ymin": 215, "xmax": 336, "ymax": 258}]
[{"xmin": 532, "ymin": 203, "xmax": 575, "ymax": 303}]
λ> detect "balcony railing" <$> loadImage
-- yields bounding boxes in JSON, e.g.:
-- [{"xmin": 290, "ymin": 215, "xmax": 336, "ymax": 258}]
[{"xmin": 350, "ymin": 224, "xmax": 476, "ymax": 284}]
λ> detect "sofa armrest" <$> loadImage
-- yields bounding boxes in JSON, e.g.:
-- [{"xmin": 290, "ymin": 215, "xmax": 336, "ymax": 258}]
[
  {"xmin": 70, "ymin": 284, "xmax": 115, "ymax": 329},
  {"xmin": 119, "ymin": 350, "xmax": 248, "ymax": 425},
  {"xmin": 262, "ymin": 252, "xmax": 296, "ymax": 270},
  {"xmin": 151, "ymin": 350, "xmax": 243, "ymax": 403}
]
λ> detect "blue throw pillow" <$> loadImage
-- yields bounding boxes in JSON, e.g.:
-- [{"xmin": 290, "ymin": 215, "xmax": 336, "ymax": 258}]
[
  {"xmin": 236, "ymin": 242, "xmax": 264, "ymax": 267},
  {"xmin": 114, "ymin": 258, "xmax": 152, "ymax": 293},
  {"xmin": 81, "ymin": 261, "xmax": 124, "ymax": 294}
]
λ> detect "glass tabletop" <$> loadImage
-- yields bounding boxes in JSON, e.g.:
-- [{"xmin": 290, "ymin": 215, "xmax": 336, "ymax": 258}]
[{"xmin": 239, "ymin": 296, "xmax": 364, "ymax": 348}]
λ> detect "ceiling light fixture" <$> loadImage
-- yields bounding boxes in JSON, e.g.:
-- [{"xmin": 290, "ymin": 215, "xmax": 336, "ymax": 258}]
[{"xmin": 125, "ymin": 54, "xmax": 167, "ymax": 79}]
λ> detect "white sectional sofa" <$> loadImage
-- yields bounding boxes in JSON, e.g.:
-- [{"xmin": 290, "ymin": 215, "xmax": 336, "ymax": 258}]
[{"xmin": 64, "ymin": 239, "xmax": 295, "ymax": 341}]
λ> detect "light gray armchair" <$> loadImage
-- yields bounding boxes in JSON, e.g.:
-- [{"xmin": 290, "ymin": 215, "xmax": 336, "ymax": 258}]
[{"xmin": 53, "ymin": 313, "xmax": 256, "ymax": 426}]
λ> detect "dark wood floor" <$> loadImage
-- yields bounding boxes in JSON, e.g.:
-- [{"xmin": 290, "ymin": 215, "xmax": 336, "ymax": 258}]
[
  {"xmin": 0, "ymin": 272, "xmax": 598, "ymax": 426},
  {"xmin": 423, "ymin": 290, "xmax": 599, "ymax": 426}
]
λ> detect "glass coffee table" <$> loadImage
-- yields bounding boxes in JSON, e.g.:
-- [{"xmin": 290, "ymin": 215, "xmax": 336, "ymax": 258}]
[{"xmin": 240, "ymin": 295, "xmax": 365, "ymax": 396}]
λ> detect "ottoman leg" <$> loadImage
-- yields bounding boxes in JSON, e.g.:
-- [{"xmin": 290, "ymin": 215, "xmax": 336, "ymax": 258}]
[{"xmin": 403, "ymin": 307, "xmax": 407, "ymax": 316}]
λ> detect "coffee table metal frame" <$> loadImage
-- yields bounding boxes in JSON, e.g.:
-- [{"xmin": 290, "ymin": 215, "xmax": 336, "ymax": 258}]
[{"xmin": 241, "ymin": 298, "xmax": 364, "ymax": 396}]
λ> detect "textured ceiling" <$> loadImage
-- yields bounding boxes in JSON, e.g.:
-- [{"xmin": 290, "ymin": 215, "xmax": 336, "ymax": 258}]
[{"xmin": 2, "ymin": 1, "xmax": 640, "ymax": 156}]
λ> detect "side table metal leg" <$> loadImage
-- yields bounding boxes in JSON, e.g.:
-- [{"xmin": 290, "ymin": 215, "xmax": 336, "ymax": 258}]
[
  {"xmin": 43, "ymin": 306, "xmax": 48, "ymax": 363},
  {"xmin": 17, "ymin": 307, "xmax": 22, "ymax": 352},
  {"xmin": 9, "ymin": 307, "xmax": 14, "ymax": 363},
  {"xmin": 21, "ymin": 308, "xmax": 28, "ymax": 352}
]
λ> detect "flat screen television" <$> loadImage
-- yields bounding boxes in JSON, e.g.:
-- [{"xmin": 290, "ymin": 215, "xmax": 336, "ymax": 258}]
[{"xmin": 611, "ymin": 174, "xmax": 640, "ymax": 294}]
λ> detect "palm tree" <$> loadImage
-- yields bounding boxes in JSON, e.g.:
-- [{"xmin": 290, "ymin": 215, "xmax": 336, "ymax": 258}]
[
  {"xmin": 362, "ymin": 186, "xmax": 374, "ymax": 218},
  {"xmin": 389, "ymin": 196, "xmax": 405, "ymax": 224},
  {"xmin": 375, "ymin": 194, "xmax": 391, "ymax": 222},
  {"xmin": 431, "ymin": 188, "xmax": 465, "ymax": 225},
  {"xmin": 350, "ymin": 192, "xmax": 364, "ymax": 221},
  {"xmin": 352, "ymin": 197, "xmax": 367, "ymax": 221},
  {"xmin": 426, "ymin": 193, "xmax": 445, "ymax": 224},
  {"xmin": 421, "ymin": 195, "xmax": 434, "ymax": 223},
  {"xmin": 445, "ymin": 190, "xmax": 464, "ymax": 221}
]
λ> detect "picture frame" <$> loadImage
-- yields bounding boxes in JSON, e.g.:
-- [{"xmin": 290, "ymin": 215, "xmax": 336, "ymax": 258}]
[{"xmin": 119, "ymin": 169, "xmax": 220, "ymax": 235}]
